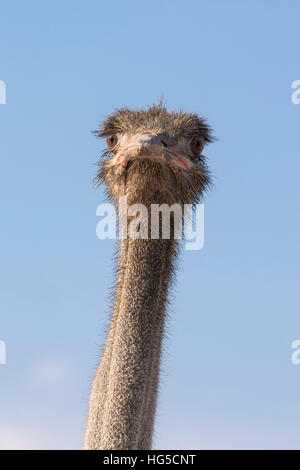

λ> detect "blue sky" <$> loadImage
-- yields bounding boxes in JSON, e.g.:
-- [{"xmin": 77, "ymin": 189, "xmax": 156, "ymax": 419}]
[{"xmin": 0, "ymin": 0, "xmax": 299, "ymax": 449}]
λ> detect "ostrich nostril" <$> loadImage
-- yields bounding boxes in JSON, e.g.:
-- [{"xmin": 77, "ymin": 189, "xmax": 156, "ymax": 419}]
[{"xmin": 160, "ymin": 140, "xmax": 167, "ymax": 147}]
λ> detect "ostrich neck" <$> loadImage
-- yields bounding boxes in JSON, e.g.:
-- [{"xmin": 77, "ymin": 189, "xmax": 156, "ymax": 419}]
[
  {"xmin": 102, "ymin": 236, "xmax": 175, "ymax": 450},
  {"xmin": 85, "ymin": 235, "xmax": 176, "ymax": 450}
]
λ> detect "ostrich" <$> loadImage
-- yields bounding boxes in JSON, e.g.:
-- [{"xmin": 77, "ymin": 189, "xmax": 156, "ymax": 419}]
[{"xmin": 85, "ymin": 103, "xmax": 213, "ymax": 450}]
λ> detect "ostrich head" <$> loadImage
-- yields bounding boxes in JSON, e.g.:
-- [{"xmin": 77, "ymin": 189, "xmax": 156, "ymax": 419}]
[{"xmin": 95, "ymin": 103, "xmax": 213, "ymax": 207}]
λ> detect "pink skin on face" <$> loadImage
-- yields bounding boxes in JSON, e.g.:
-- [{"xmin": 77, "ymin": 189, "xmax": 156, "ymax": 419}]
[
  {"xmin": 165, "ymin": 146, "xmax": 191, "ymax": 171},
  {"xmin": 112, "ymin": 133, "xmax": 192, "ymax": 172}
]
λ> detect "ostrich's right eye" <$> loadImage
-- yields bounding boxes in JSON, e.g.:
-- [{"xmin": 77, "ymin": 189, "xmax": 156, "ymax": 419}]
[{"xmin": 106, "ymin": 135, "xmax": 118, "ymax": 149}]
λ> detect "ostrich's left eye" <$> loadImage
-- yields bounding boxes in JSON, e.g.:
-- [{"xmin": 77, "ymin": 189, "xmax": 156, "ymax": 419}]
[
  {"xmin": 190, "ymin": 137, "xmax": 204, "ymax": 155},
  {"xmin": 106, "ymin": 135, "xmax": 118, "ymax": 149}
]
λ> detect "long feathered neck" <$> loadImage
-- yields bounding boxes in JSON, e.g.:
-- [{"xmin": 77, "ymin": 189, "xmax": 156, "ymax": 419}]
[{"xmin": 85, "ymin": 233, "xmax": 177, "ymax": 449}]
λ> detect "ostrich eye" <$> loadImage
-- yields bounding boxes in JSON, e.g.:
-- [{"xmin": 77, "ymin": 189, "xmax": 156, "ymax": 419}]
[
  {"xmin": 106, "ymin": 135, "xmax": 118, "ymax": 149},
  {"xmin": 190, "ymin": 137, "xmax": 204, "ymax": 155}
]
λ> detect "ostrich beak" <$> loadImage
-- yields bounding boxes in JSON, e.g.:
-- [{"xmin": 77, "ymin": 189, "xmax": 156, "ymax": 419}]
[{"xmin": 113, "ymin": 133, "xmax": 192, "ymax": 172}]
